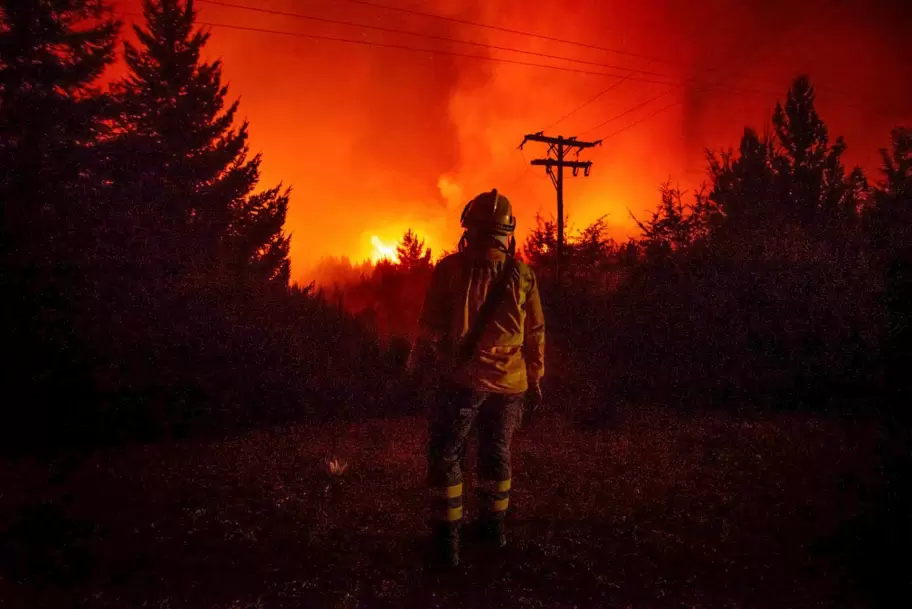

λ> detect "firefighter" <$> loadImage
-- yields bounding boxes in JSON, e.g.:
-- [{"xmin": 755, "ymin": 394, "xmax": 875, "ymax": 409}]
[{"xmin": 408, "ymin": 188, "xmax": 546, "ymax": 567}]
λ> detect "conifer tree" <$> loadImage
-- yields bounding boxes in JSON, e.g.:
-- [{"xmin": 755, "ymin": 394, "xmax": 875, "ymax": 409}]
[
  {"xmin": 1, "ymin": 0, "xmax": 119, "ymax": 434},
  {"xmin": 1, "ymin": 0, "xmax": 118, "ymax": 268},
  {"xmin": 871, "ymin": 127, "xmax": 912, "ymax": 408},
  {"xmin": 395, "ymin": 229, "xmax": 431, "ymax": 272},
  {"xmin": 704, "ymin": 77, "xmax": 864, "ymax": 258},
  {"xmin": 115, "ymin": 0, "xmax": 290, "ymax": 286},
  {"xmin": 772, "ymin": 76, "xmax": 859, "ymax": 235}
]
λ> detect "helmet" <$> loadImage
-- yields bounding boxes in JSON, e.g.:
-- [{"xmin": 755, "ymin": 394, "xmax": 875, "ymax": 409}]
[{"xmin": 460, "ymin": 189, "xmax": 516, "ymax": 235}]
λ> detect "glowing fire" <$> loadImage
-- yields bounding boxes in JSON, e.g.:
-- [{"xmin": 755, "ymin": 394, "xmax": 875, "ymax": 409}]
[{"xmin": 370, "ymin": 236, "xmax": 399, "ymax": 264}]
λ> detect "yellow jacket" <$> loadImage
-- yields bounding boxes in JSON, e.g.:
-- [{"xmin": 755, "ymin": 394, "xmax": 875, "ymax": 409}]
[{"xmin": 410, "ymin": 246, "xmax": 545, "ymax": 394}]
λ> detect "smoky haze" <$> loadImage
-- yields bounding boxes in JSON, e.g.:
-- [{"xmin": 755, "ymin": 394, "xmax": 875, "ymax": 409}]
[{"xmin": 114, "ymin": 0, "xmax": 912, "ymax": 279}]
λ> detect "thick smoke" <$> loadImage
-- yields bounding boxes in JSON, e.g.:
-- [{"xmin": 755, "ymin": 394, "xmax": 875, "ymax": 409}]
[{"xmin": 118, "ymin": 0, "xmax": 912, "ymax": 279}]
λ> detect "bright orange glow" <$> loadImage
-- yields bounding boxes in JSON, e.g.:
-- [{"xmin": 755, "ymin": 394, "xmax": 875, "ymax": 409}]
[
  {"xmin": 370, "ymin": 235, "xmax": 399, "ymax": 264},
  {"xmin": 110, "ymin": 0, "xmax": 912, "ymax": 285}
]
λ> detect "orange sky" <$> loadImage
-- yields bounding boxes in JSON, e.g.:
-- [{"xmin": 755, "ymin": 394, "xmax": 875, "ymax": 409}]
[{"xmin": 113, "ymin": 0, "xmax": 912, "ymax": 281}]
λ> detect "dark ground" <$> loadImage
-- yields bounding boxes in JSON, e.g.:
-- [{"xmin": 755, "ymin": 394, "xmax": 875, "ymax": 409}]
[{"xmin": 0, "ymin": 406, "xmax": 893, "ymax": 609}]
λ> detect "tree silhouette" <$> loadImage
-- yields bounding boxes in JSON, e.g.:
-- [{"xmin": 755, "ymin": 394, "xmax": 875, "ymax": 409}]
[
  {"xmin": 1, "ymin": 0, "xmax": 118, "ymax": 268},
  {"xmin": 772, "ymin": 76, "xmax": 862, "ymax": 238},
  {"xmin": 867, "ymin": 127, "xmax": 912, "ymax": 257},
  {"xmin": 633, "ymin": 183, "xmax": 711, "ymax": 262},
  {"xmin": 523, "ymin": 214, "xmax": 558, "ymax": 276},
  {"xmin": 1, "ymin": 0, "xmax": 120, "ymax": 446},
  {"xmin": 866, "ymin": 128, "xmax": 912, "ymax": 406},
  {"xmin": 115, "ymin": 0, "xmax": 290, "ymax": 286},
  {"xmin": 524, "ymin": 213, "xmax": 626, "ymax": 289},
  {"xmin": 697, "ymin": 77, "xmax": 867, "ymax": 262},
  {"xmin": 395, "ymin": 229, "xmax": 431, "ymax": 272},
  {"xmin": 706, "ymin": 128, "xmax": 777, "ymax": 256}
]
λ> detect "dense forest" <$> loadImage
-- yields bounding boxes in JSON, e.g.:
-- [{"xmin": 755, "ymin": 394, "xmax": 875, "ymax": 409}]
[
  {"xmin": 3, "ymin": 2, "xmax": 910, "ymax": 607},
  {"xmin": 3, "ymin": 1, "xmax": 910, "ymax": 455}
]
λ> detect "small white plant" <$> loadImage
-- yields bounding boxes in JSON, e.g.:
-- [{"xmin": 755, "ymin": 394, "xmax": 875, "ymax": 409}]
[
  {"xmin": 318, "ymin": 456, "xmax": 349, "ymax": 532},
  {"xmin": 325, "ymin": 456, "xmax": 349, "ymax": 477}
]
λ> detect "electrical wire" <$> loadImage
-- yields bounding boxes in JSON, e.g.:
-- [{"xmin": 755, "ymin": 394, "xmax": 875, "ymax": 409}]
[
  {"xmin": 121, "ymin": 12, "xmax": 676, "ymax": 82},
  {"xmin": 582, "ymin": 0, "xmax": 835, "ymax": 142},
  {"xmin": 600, "ymin": 99, "xmax": 682, "ymax": 141},
  {"xmin": 579, "ymin": 90, "xmax": 673, "ymax": 136},
  {"xmin": 541, "ymin": 58, "xmax": 658, "ymax": 132},
  {"xmin": 121, "ymin": 11, "xmax": 791, "ymax": 103},
  {"xmin": 505, "ymin": 148, "xmax": 535, "ymax": 191},
  {"xmin": 121, "ymin": 3, "xmax": 896, "ymax": 124},
  {"xmin": 332, "ymin": 0, "xmax": 700, "ymax": 70},
  {"xmin": 332, "ymin": 0, "xmax": 866, "ymax": 102},
  {"xmin": 195, "ymin": 0, "xmax": 731, "ymax": 88}
]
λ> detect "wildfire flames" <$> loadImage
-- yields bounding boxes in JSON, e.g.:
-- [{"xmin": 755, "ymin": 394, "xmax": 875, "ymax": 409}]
[
  {"xmin": 370, "ymin": 235, "xmax": 399, "ymax": 264},
  {"xmin": 132, "ymin": 0, "xmax": 911, "ymax": 284}
]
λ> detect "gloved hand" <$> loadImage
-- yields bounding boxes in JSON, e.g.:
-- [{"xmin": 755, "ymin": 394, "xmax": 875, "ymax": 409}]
[{"xmin": 524, "ymin": 382, "xmax": 543, "ymax": 419}]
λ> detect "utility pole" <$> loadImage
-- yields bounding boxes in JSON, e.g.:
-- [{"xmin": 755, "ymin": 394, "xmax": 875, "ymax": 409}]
[{"xmin": 520, "ymin": 132, "xmax": 601, "ymax": 286}]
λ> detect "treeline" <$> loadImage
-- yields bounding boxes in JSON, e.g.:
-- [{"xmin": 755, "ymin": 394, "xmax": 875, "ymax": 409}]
[
  {"xmin": 542, "ymin": 77, "xmax": 910, "ymax": 417},
  {"xmin": 4, "ymin": 2, "xmax": 908, "ymax": 453},
  {"xmin": 1, "ymin": 0, "xmax": 383, "ymax": 453},
  {"xmin": 327, "ymin": 77, "xmax": 910, "ymax": 418}
]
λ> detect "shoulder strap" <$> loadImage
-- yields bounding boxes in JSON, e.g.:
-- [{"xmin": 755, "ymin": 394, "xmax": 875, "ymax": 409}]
[{"xmin": 455, "ymin": 257, "xmax": 517, "ymax": 365}]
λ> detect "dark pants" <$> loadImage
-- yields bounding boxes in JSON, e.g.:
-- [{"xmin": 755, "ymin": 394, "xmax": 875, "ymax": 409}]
[{"xmin": 427, "ymin": 385, "xmax": 524, "ymax": 524}]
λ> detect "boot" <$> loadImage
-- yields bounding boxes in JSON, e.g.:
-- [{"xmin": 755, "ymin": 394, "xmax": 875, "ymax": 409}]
[
  {"xmin": 477, "ymin": 513, "xmax": 507, "ymax": 548},
  {"xmin": 430, "ymin": 521, "xmax": 461, "ymax": 567}
]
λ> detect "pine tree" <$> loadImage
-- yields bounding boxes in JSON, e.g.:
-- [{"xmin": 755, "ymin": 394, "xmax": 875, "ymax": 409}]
[
  {"xmin": 226, "ymin": 186, "xmax": 291, "ymax": 285},
  {"xmin": 708, "ymin": 129, "xmax": 776, "ymax": 229},
  {"xmin": 872, "ymin": 127, "xmax": 912, "ymax": 409},
  {"xmin": 0, "ymin": 0, "xmax": 119, "ymax": 439},
  {"xmin": 395, "ymin": 229, "xmax": 431, "ymax": 272},
  {"xmin": 1, "ymin": 0, "xmax": 118, "ymax": 267},
  {"xmin": 866, "ymin": 127, "xmax": 912, "ymax": 312},
  {"xmin": 772, "ymin": 76, "xmax": 858, "ymax": 235},
  {"xmin": 115, "ymin": 0, "xmax": 290, "ymax": 287},
  {"xmin": 703, "ymin": 77, "xmax": 865, "ymax": 260},
  {"xmin": 875, "ymin": 127, "xmax": 912, "ymax": 219}
]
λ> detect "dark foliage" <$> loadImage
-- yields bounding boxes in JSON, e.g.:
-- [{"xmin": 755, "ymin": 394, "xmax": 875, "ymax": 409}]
[
  {"xmin": 395, "ymin": 228, "xmax": 432, "ymax": 273},
  {"xmin": 865, "ymin": 127, "xmax": 912, "ymax": 411},
  {"xmin": 0, "ymin": 8, "xmax": 906, "ymax": 607},
  {"xmin": 112, "ymin": 0, "xmax": 290, "ymax": 286},
  {"xmin": 0, "ymin": 1, "xmax": 382, "ymax": 454},
  {"xmin": 1, "ymin": 0, "xmax": 906, "ymax": 459},
  {"xmin": 536, "ymin": 77, "xmax": 903, "ymax": 418},
  {"xmin": 1, "ymin": 0, "xmax": 120, "ymax": 447}
]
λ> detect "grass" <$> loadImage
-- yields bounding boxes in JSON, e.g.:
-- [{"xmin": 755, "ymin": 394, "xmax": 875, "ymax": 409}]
[{"xmin": 0, "ymin": 407, "xmax": 890, "ymax": 608}]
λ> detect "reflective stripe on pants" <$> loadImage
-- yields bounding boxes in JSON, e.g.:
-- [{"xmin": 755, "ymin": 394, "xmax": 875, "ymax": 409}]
[
  {"xmin": 478, "ymin": 478, "xmax": 511, "ymax": 513},
  {"xmin": 429, "ymin": 482, "xmax": 464, "ymax": 522},
  {"xmin": 427, "ymin": 385, "xmax": 523, "ymax": 522}
]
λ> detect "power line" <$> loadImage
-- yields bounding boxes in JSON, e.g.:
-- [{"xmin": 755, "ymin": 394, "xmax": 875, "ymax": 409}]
[
  {"xmin": 156, "ymin": 13, "xmax": 769, "ymax": 96},
  {"xmin": 333, "ymin": 0, "xmax": 691, "ymax": 70},
  {"xmin": 581, "ymin": 0, "xmax": 858, "ymax": 143},
  {"xmin": 579, "ymin": 90, "xmax": 673, "ymax": 136},
  {"xmin": 333, "ymin": 0, "xmax": 866, "ymax": 102},
  {"xmin": 209, "ymin": 0, "xmax": 886, "ymax": 126},
  {"xmin": 123, "ymin": 13, "xmax": 667, "ymax": 81},
  {"xmin": 122, "ymin": 6, "xmax": 896, "ymax": 120},
  {"xmin": 123, "ymin": 13, "xmax": 620, "ymax": 78},
  {"xmin": 541, "ymin": 58, "xmax": 658, "ymax": 132},
  {"xmin": 145, "ymin": 11, "xmax": 798, "ymax": 105},
  {"xmin": 505, "ymin": 149, "xmax": 534, "ymax": 191},
  {"xmin": 196, "ymin": 0, "xmax": 710, "ymax": 86},
  {"xmin": 296, "ymin": 0, "xmax": 815, "ymax": 133},
  {"xmin": 519, "ymin": 133, "xmax": 601, "ymax": 285},
  {"xmin": 600, "ymin": 99, "xmax": 682, "ymax": 141},
  {"xmin": 578, "ymin": 25, "xmax": 800, "ymax": 140}
]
